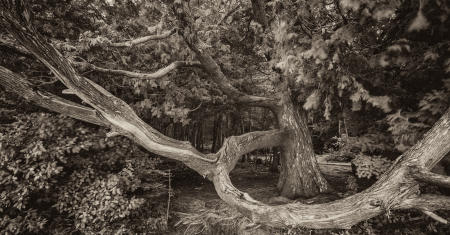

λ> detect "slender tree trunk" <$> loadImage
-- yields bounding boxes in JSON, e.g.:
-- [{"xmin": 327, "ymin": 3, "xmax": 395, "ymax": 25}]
[
  {"xmin": 276, "ymin": 88, "xmax": 330, "ymax": 198},
  {"xmin": 196, "ymin": 122, "xmax": 202, "ymax": 150},
  {"xmin": 212, "ymin": 113, "xmax": 219, "ymax": 152},
  {"xmin": 270, "ymin": 150, "xmax": 280, "ymax": 172}
]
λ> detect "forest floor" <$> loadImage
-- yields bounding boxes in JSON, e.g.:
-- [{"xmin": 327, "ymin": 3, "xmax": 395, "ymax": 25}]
[
  {"xmin": 167, "ymin": 157, "xmax": 449, "ymax": 235},
  {"xmin": 168, "ymin": 160, "xmax": 354, "ymax": 235}
]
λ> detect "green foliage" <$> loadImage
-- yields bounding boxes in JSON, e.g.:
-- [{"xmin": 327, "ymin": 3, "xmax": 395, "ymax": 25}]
[
  {"xmin": 0, "ymin": 113, "xmax": 170, "ymax": 234},
  {"xmin": 387, "ymin": 79, "xmax": 449, "ymax": 152}
]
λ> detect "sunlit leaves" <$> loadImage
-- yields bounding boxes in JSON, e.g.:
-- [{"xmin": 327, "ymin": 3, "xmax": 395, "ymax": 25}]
[
  {"xmin": 303, "ymin": 90, "xmax": 320, "ymax": 111},
  {"xmin": 350, "ymin": 81, "xmax": 391, "ymax": 112}
]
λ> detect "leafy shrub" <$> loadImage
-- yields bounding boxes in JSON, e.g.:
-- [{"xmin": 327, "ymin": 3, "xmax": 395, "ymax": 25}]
[
  {"xmin": 0, "ymin": 113, "xmax": 170, "ymax": 234},
  {"xmin": 351, "ymin": 154, "xmax": 391, "ymax": 179}
]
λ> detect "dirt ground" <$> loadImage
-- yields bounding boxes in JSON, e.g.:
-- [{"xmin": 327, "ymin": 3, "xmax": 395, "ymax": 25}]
[{"xmin": 168, "ymin": 162, "xmax": 352, "ymax": 235}]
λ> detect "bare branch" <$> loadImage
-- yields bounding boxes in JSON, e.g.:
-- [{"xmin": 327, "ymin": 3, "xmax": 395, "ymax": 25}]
[
  {"xmin": 421, "ymin": 210, "xmax": 448, "ymax": 224},
  {"xmin": 0, "ymin": 2, "xmax": 218, "ymax": 175},
  {"xmin": 410, "ymin": 166, "xmax": 450, "ymax": 188},
  {"xmin": 73, "ymin": 60, "xmax": 202, "ymax": 80},
  {"xmin": 109, "ymin": 29, "xmax": 176, "ymax": 47},
  {"xmin": 0, "ymin": 66, "xmax": 106, "ymax": 126},
  {"xmin": 210, "ymin": 108, "xmax": 450, "ymax": 229}
]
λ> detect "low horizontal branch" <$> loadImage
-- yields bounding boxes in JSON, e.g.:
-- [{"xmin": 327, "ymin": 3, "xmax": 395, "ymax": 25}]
[
  {"xmin": 110, "ymin": 29, "xmax": 176, "ymax": 47},
  {"xmin": 410, "ymin": 166, "xmax": 450, "ymax": 188},
  {"xmin": 73, "ymin": 60, "xmax": 202, "ymax": 80}
]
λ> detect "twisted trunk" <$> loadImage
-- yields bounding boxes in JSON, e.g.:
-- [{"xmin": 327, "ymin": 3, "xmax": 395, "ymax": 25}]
[{"xmin": 276, "ymin": 89, "xmax": 330, "ymax": 198}]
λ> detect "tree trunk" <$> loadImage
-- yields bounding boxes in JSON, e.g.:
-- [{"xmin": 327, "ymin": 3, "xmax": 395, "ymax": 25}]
[
  {"xmin": 270, "ymin": 151, "xmax": 280, "ymax": 172},
  {"xmin": 212, "ymin": 113, "xmax": 219, "ymax": 152},
  {"xmin": 276, "ymin": 89, "xmax": 330, "ymax": 198}
]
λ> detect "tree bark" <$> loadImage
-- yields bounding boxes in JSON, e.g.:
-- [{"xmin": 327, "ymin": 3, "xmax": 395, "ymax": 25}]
[{"xmin": 276, "ymin": 87, "xmax": 330, "ymax": 198}]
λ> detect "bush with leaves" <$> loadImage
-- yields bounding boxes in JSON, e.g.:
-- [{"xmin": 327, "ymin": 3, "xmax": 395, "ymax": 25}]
[{"xmin": 0, "ymin": 113, "xmax": 170, "ymax": 234}]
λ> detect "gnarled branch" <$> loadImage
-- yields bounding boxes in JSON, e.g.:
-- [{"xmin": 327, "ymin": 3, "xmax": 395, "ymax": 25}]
[
  {"xmin": 109, "ymin": 28, "xmax": 176, "ymax": 47},
  {"xmin": 212, "ymin": 108, "xmax": 450, "ymax": 229},
  {"xmin": 172, "ymin": 1, "xmax": 278, "ymax": 108},
  {"xmin": 0, "ymin": 66, "xmax": 107, "ymax": 126},
  {"xmin": 73, "ymin": 60, "xmax": 202, "ymax": 80},
  {"xmin": 0, "ymin": 1, "xmax": 217, "ymax": 175},
  {"xmin": 214, "ymin": 129, "xmax": 288, "ymax": 172}
]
